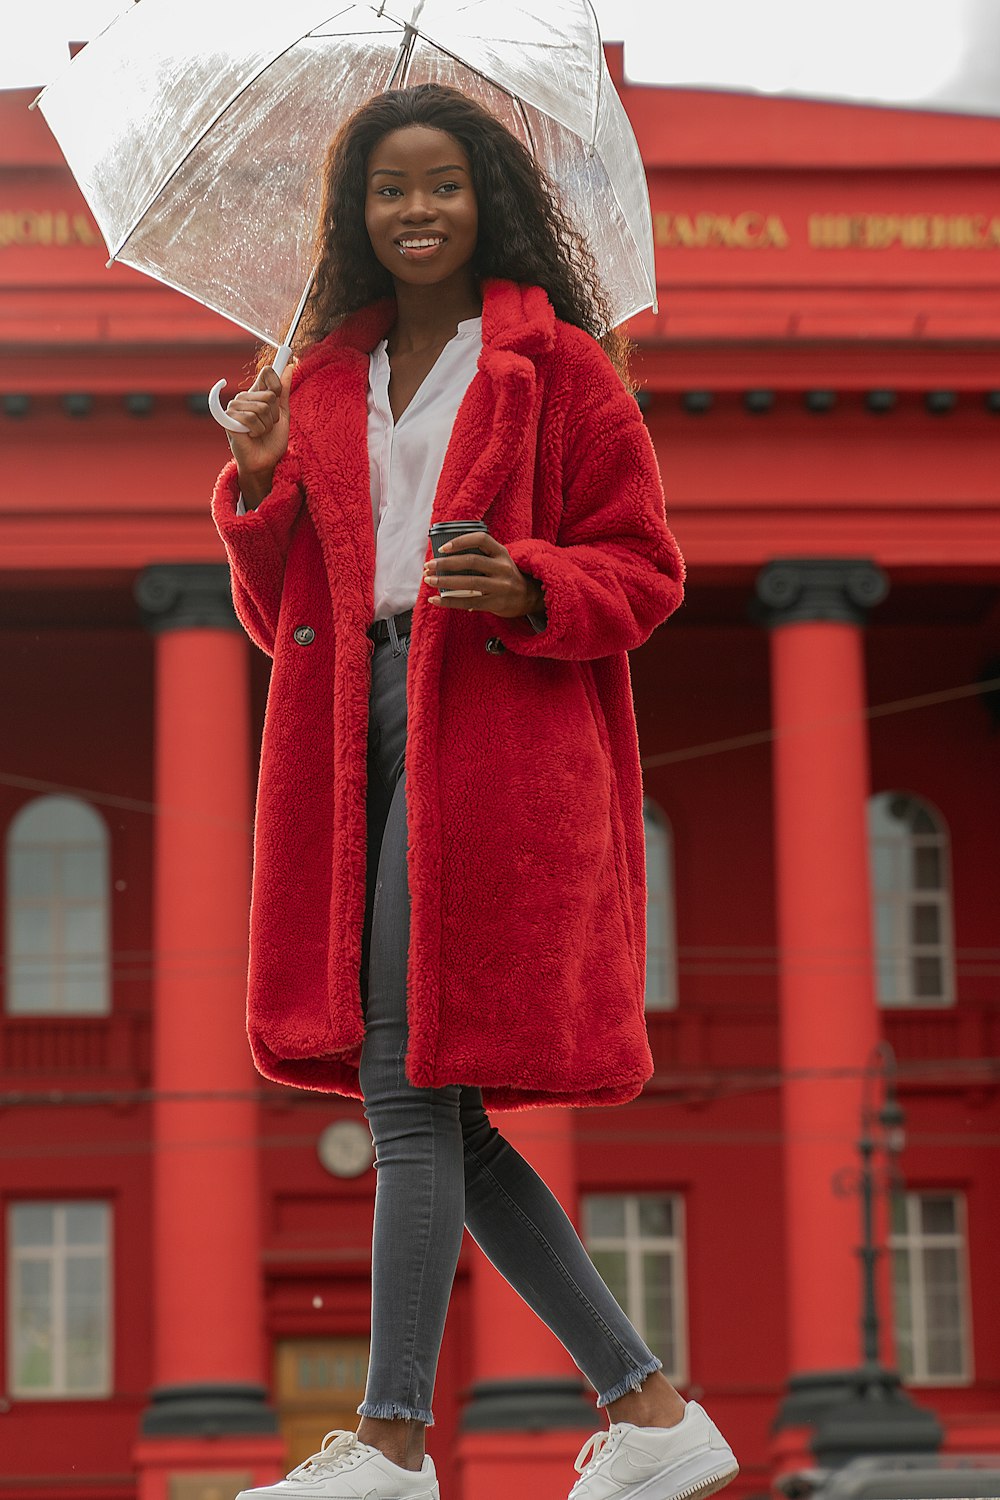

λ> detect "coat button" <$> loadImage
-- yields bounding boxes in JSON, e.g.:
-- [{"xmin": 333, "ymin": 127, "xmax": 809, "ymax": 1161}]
[
  {"xmin": 485, "ymin": 637, "xmax": 506, "ymax": 655},
  {"xmin": 293, "ymin": 625, "xmax": 315, "ymax": 645}
]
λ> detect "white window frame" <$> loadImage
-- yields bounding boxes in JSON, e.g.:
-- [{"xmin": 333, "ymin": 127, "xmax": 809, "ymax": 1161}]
[
  {"xmin": 5, "ymin": 795, "xmax": 111, "ymax": 1016},
  {"xmin": 643, "ymin": 800, "xmax": 678, "ymax": 1011},
  {"xmin": 868, "ymin": 792, "xmax": 955, "ymax": 1008},
  {"xmin": 890, "ymin": 1191, "xmax": 972, "ymax": 1387},
  {"xmin": 583, "ymin": 1193, "xmax": 688, "ymax": 1386},
  {"xmin": 7, "ymin": 1201, "xmax": 113, "ymax": 1398}
]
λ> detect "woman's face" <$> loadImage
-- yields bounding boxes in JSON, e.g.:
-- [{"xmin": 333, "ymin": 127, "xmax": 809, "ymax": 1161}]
[{"xmin": 365, "ymin": 125, "xmax": 478, "ymax": 290}]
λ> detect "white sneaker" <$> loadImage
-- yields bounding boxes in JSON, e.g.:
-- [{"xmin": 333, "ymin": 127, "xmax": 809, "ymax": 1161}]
[
  {"xmin": 569, "ymin": 1403, "xmax": 739, "ymax": 1500},
  {"xmin": 236, "ymin": 1429, "xmax": 440, "ymax": 1500}
]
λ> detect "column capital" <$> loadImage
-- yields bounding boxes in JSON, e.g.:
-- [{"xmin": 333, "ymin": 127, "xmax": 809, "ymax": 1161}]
[
  {"xmin": 135, "ymin": 563, "xmax": 238, "ymax": 633},
  {"xmin": 754, "ymin": 558, "xmax": 889, "ymax": 628}
]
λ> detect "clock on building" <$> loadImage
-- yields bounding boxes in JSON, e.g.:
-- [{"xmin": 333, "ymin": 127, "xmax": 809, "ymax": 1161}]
[{"xmin": 317, "ymin": 1120, "xmax": 375, "ymax": 1178}]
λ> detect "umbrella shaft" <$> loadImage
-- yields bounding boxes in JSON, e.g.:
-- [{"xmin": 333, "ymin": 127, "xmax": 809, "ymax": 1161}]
[{"xmin": 387, "ymin": 0, "xmax": 427, "ymax": 89}]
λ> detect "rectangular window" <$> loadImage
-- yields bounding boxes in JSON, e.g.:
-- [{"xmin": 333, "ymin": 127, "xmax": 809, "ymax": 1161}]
[
  {"xmin": 867, "ymin": 795, "xmax": 954, "ymax": 1009},
  {"xmin": 583, "ymin": 1194, "xmax": 687, "ymax": 1385},
  {"xmin": 890, "ymin": 1192, "xmax": 971, "ymax": 1385},
  {"xmin": 7, "ymin": 1202, "xmax": 112, "ymax": 1397},
  {"xmin": 6, "ymin": 802, "xmax": 110, "ymax": 1015},
  {"xmin": 643, "ymin": 805, "xmax": 678, "ymax": 1011}
]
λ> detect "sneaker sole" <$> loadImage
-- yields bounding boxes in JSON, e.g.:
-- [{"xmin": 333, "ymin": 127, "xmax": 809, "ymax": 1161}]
[{"xmin": 618, "ymin": 1454, "xmax": 740, "ymax": 1500}]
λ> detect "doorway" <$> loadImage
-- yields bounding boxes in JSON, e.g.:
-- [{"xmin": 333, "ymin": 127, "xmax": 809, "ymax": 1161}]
[{"xmin": 275, "ymin": 1338, "xmax": 371, "ymax": 1467}]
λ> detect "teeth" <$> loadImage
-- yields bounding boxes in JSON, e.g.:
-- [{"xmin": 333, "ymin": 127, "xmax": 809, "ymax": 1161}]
[{"xmin": 398, "ymin": 238, "xmax": 444, "ymax": 249}]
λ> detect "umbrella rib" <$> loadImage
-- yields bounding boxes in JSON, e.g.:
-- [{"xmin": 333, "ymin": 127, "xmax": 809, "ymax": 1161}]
[
  {"xmin": 512, "ymin": 95, "xmax": 538, "ymax": 161},
  {"xmin": 108, "ymin": 11, "xmax": 357, "ymax": 264},
  {"xmin": 582, "ymin": 0, "xmax": 604, "ymax": 151},
  {"xmin": 398, "ymin": 29, "xmax": 539, "ymax": 131}
]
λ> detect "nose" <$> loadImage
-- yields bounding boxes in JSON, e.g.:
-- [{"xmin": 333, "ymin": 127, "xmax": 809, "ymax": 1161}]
[{"xmin": 399, "ymin": 193, "xmax": 438, "ymax": 223}]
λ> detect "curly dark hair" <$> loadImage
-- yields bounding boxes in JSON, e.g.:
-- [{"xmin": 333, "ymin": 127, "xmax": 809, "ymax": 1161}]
[{"xmin": 267, "ymin": 83, "xmax": 632, "ymax": 385}]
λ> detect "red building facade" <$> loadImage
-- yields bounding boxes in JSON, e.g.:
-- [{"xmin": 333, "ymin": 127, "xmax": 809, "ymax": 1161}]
[{"xmin": 1, "ymin": 53, "xmax": 999, "ymax": 1500}]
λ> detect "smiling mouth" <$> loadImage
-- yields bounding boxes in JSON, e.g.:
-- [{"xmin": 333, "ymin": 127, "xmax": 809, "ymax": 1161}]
[{"xmin": 395, "ymin": 235, "xmax": 447, "ymax": 259}]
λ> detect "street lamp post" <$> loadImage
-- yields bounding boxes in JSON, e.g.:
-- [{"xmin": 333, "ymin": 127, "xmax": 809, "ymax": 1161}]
[
  {"xmin": 855, "ymin": 1040, "xmax": 906, "ymax": 1373},
  {"xmin": 812, "ymin": 1042, "xmax": 942, "ymax": 1469}
]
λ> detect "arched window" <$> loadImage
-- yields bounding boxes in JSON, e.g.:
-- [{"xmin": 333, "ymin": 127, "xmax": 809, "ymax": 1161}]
[
  {"xmin": 643, "ymin": 798, "xmax": 678, "ymax": 1011},
  {"xmin": 868, "ymin": 792, "xmax": 954, "ymax": 1007},
  {"xmin": 5, "ymin": 796, "xmax": 110, "ymax": 1015}
]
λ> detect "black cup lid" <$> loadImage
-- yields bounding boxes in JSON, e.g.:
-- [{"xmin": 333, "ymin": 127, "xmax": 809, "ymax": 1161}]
[{"xmin": 429, "ymin": 519, "xmax": 486, "ymax": 533}]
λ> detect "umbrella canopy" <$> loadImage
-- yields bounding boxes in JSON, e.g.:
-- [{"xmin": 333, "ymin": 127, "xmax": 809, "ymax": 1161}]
[{"xmin": 35, "ymin": 0, "xmax": 657, "ymax": 344}]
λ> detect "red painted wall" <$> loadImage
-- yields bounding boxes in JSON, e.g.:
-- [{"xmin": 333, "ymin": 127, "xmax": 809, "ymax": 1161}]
[
  {"xmin": 0, "ymin": 628, "xmax": 155, "ymax": 1494},
  {"xmin": 1, "ymin": 64, "xmax": 999, "ymax": 1500}
]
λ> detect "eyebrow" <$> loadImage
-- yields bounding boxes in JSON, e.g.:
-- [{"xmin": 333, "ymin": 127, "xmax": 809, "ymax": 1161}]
[{"xmin": 370, "ymin": 164, "xmax": 467, "ymax": 178}]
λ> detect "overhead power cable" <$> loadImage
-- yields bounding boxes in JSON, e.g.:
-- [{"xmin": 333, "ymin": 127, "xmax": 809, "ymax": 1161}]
[
  {"xmin": 0, "ymin": 673, "xmax": 996, "ymax": 821},
  {"xmin": 641, "ymin": 674, "xmax": 1000, "ymax": 769}
]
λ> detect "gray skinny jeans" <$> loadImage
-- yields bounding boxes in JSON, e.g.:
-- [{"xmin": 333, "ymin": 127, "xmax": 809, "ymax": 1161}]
[{"xmin": 356, "ymin": 623, "xmax": 661, "ymax": 1427}]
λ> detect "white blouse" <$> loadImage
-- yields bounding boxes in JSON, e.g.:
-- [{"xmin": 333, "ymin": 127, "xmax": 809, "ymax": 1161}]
[
  {"xmin": 369, "ymin": 315, "xmax": 483, "ymax": 621},
  {"xmin": 238, "ymin": 315, "xmax": 545, "ymax": 632}
]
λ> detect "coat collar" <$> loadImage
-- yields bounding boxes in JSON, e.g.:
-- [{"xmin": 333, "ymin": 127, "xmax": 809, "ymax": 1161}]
[
  {"xmin": 286, "ymin": 279, "xmax": 555, "ymax": 633},
  {"xmin": 290, "ymin": 278, "xmax": 557, "ymax": 389}
]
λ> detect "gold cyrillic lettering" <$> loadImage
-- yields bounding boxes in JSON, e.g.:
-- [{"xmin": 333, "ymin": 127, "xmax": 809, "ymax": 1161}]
[
  {"xmin": 0, "ymin": 209, "xmax": 100, "ymax": 249},
  {"xmin": 655, "ymin": 210, "xmax": 789, "ymax": 248},
  {"xmin": 672, "ymin": 213, "xmax": 699, "ymax": 248},
  {"xmin": 657, "ymin": 208, "xmax": 1000, "ymax": 252},
  {"xmin": 809, "ymin": 214, "xmax": 850, "ymax": 249},
  {"xmin": 810, "ymin": 211, "xmax": 1000, "ymax": 250}
]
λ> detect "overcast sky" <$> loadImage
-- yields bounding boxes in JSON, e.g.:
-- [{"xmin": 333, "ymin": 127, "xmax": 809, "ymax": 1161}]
[{"xmin": 5, "ymin": 1, "xmax": 1000, "ymax": 116}]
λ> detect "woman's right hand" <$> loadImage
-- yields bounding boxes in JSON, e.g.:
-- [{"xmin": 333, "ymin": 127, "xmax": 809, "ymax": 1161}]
[{"xmin": 225, "ymin": 362, "xmax": 294, "ymax": 508}]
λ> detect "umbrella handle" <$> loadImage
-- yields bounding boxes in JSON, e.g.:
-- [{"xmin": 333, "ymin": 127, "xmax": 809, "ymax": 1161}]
[
  {"xmin": 208, "ymin": 379, "xmax": 249, "ymax": 432},
  {"xmin": 208, "ymin": 343, "xmax": 294, "ymax": 433}
]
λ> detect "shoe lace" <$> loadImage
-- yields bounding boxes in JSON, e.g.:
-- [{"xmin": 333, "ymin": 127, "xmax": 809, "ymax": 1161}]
[
  {"xmin": 574, "ymin": 1427, "xmax": 620, "ymax": 1477},
  {"xmin": 288, "ymin": 1429, "xmax": 368, "ymax": 1480}
]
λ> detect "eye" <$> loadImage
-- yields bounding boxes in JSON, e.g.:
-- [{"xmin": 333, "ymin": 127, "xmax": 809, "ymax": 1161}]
[
  {"xmin": 375, "ymin": 185, "xmax": 402, "ymax": 198},
  {"xmin": 435, "ymin": 181, "xmax": 461, "ymax": 194}
]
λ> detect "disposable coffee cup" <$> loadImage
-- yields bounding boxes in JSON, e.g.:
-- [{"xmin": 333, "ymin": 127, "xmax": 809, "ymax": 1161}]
[{"xmin": 428, "ymin": 519, "xmax": 489, "ymax": 598}]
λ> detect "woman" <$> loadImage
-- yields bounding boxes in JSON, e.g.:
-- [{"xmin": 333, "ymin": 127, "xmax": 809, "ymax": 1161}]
[{"xmin": 213, "ymin": 84, "xmax": 737, "ymax": 1500}]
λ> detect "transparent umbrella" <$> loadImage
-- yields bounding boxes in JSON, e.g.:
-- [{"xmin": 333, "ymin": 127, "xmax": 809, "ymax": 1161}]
[{"xmin": 34, "ymin": 0, "xmax": 657, "ymax": 429}]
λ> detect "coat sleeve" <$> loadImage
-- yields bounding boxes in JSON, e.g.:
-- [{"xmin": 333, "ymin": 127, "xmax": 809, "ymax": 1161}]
[
  {"xmin": 211, "ymin": 446, "xmax": 305, "ymax": 656},
  {"xmin": 489, "ymin": 343, "xmax": 684, "ymax": 662}
]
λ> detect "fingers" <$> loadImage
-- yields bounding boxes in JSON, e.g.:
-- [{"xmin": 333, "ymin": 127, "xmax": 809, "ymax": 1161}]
[
  {"xmin": 425, "ymin": 533, "xmax": 504, "ymax": 583},
  {"xmin": 279, "ymin": 361, "xmax": 294, "ymax": 406},
  {"xmin": 225, "ymin": 393, "xmax": 280, "ymax": 437},
  {"xmin": 437, "ymin": 531, "xmax": 498, "ymax": 556},
  {"xmin": 425, "ymin": 570, "xmax": 492, "ymax": 591},
  {"xmin": 253, "ymin": 366, "xmax": 283, "ymax": 396},
  {"xmin": 426, "ymin": 592, "xmax": 487, "ymax": 610},
  {"xmin": 423, "ymin": 536, "xmax": 537, "ymax": 618},
  {"xmin": 226, "ymin": 368, "xmax": 285, "ymax": 435}
]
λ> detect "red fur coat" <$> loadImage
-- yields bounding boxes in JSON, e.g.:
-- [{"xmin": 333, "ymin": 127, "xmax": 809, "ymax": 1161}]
[{"xmin": 212, "ymin": 278, "xmax": 684, "ymax": 1109}]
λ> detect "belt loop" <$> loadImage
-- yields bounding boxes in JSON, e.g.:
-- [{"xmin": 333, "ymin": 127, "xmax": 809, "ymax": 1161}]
[{"xmin": 387, "ymin": 613, "xmax": 401, "ymax": 657}]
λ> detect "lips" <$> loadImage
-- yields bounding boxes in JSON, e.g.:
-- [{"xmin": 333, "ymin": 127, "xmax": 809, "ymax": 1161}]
[{"xmin": 395, "ymin": 234, "xmax": 447, "ymax": 260}]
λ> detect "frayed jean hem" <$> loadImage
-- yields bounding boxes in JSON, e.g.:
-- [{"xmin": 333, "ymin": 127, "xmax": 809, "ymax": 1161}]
[
  {"xmin": 357, "ymin": 1399, "xmax": 435, "ymax": 1426},
  {"xmin": 595, "ymin": 1356, "xmax": 663, "ymax": 1409}
]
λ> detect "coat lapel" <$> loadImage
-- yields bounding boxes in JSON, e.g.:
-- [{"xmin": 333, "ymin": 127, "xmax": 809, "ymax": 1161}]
[
  {"xmin": 287, "ymin": 280, "xmax": 557, "ymax": 626},
  {"xmin": 430, "ymin": 281, "xmax": 556, "ymax": 528}
]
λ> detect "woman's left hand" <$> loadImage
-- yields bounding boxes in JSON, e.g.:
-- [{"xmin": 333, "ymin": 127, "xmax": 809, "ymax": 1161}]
[{"xmin": 423, "ymin": 532, "xmax": 544, "ymax": 619}]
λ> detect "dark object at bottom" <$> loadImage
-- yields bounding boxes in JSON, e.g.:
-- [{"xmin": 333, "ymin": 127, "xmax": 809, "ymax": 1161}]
[
  {"xmin": 813, "ymin": 1453, "xmax": 1000, "ymax": 1499},
  {"xmin": 461, "ymin": 1377, "xmax": 595, "ymax": 1431},
  {"xmin": 811, "ymin": 1365, "xmax": 942, "ymax": 1469},
  {"xmin": 140, "ymin": 1381, "xmax": 279, "ymax": 1436}
]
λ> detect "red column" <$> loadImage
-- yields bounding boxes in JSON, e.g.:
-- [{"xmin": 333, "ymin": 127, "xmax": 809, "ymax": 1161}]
[
  {"xmin": 756, "ymin": 560, "xmax": 888, "ymax": 1454},
  {"xmin": 457, "ymin": 1108, "xmax": 594, "ymax": 1500},
  {"xmin": 133, "ymin": 565, "xmax": 284, "ymax": 1499}
]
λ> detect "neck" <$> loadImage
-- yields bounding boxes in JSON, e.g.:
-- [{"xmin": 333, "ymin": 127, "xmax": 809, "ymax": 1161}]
[{"xmin": 388, "ymin": 270, "xmax": 482, "ymax": 354}]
